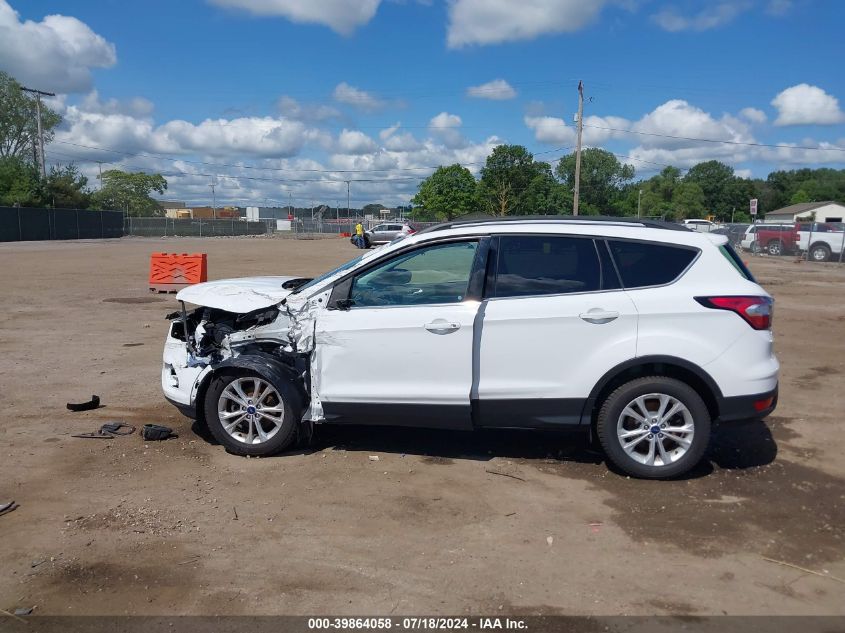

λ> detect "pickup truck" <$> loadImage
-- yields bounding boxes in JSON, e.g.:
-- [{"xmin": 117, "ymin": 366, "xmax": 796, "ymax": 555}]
[
  {"xmin": 741, "ymin": 224, "xmax": 798, "ymax": 256},
  {"xmin": 797, "ymin": 223, "xmax": 845, "ymax": 261}
]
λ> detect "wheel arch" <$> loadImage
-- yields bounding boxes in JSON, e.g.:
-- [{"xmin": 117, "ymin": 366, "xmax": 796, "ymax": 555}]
[
  {"xmin": 195, "ymin": 352, "xmax": 308, "ymax": 427},
  {"xmin": 580, "ymin": 356, "xmax": 723, "ymax": 426},
  {"xmin": 809, "ymin": 241, "xmax": 831, "ymax": 257}
]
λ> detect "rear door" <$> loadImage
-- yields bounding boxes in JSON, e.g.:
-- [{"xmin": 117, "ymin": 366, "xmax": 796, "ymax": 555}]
[{"xmin": 476, "ymin": 235, "xmax": 638, "ymax": 427}]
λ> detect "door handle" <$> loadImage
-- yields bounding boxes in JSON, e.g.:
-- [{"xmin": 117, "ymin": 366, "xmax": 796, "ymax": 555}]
[
  {"xmin": 579, "ymin": 309, "xmax": 619, "ymax": 324},
  {"xmin": 424, "ymin": 320, "xmax": 461, "ymax": 334}
]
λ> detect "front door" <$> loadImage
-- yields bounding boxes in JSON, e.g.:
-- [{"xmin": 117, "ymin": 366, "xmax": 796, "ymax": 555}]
[{"xmin": 314, "ymin": 239, "xmax": 483, "ymax": 429}]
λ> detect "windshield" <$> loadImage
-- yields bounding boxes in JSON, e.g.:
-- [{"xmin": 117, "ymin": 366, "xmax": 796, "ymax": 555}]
[{"xmin": 291, "ymin": 254, "xmax": 364, "ymax": 295}]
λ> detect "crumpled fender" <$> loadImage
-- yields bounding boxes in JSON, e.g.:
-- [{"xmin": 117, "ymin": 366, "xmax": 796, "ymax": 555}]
[{"xmin": 197, "ymin": 352, "xmax": 308, "ymax": 423}]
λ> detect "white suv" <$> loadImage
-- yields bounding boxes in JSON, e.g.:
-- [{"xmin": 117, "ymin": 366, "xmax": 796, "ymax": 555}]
[{"xmin": 162, "ymin": 217, "xmax": 779, "ymax": 479}]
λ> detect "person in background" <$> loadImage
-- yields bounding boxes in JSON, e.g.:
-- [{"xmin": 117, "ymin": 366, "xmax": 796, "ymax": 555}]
[{"xmin": 354, "ymin": 221, "xmax": 365, "ymax": 248}]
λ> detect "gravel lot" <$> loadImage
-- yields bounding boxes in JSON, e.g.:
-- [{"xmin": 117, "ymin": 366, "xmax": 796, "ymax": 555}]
[{"xmin": 0, "ymin": 236, "xmax": 843, "ymax": 616}]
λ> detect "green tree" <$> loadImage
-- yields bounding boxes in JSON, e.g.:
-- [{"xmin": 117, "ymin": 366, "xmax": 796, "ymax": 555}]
[
  {"xmin": 671, "ymin": 181, "xmax": 707, "ymax": 219},
  {"xmin": 0, "ymin": 156, "xmax": 42, "ymax": 206},
  {"xmin": 362, "ymin": 203, "xmax": 387, "ymax": 216},
  {"xmin": 92, "ymin": 170, "xmax": 168, "ymax": 216},
  {"xmin": 478, "ymin": 144, "xmax": 540, "ymax": 216},
  {"xmin": 46, "ymin": 164, "xmax": 91, "ymax": 208},
  {"xmin": 0, "ymin": 71, "xmax": 62, "ymax": 160},
  {"xmin": 412, "ymin": 164, "xmax": 479, "ymax": 221},
  {"xmin": 555, "ymin": 148, "xmax": 635, "ymax": 213},
  {"xmin": 519, "ymin": 163, "xmax": 571, "ymax": 215}
]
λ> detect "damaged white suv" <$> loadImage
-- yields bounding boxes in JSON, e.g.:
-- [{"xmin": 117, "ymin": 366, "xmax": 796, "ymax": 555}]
[{"xmin": 162, "ymin": 217, "xmax": 779, "ymax": 478}]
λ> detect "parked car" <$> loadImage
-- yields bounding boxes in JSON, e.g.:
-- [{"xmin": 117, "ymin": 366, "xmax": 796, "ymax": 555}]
[
  {"xmin": 740, "ymin": 223, "xmax": 798, "ymax": 255},
  {"xmin": 796, "ymin": 222, "xmax": 845, "ymax": 262},
  {"xmin": 367, "ymin": 222, "xmax": 416, "ymax": 245},
  {"xmin": 162, "ymin": 217, "xmax": 778, "ymax": 479},
  {"xmin": 682, "ymin": 219, "xmax": 720, "ymax": 233},
  {"xmin": 711, "ymin": 224, "xmax": 749, "ymax": 249}
]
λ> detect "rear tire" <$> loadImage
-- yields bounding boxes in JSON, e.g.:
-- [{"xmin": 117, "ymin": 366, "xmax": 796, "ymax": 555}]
[
  {"xmin": 204, "ymin": 371, "xmax": 300, "ymax": 456},
  {"xmin": 810, "ymin": 243, "xmax": 831, "ymax": 262},
  {"xmin": 767, "ymin": 240, "xmax": 783, "ymax": 256},
  {"xmin": 596, "ymin": 377, "xmax": 711, "ymax": 479}
]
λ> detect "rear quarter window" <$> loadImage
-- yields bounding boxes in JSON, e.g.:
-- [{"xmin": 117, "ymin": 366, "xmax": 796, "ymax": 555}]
[
  {"xmin": 719, "ymin": 244, "xmax": 756, "ymax": 281},
  {"xmin": 607, "ymin": 240, "xmax": 698, "ymax": 288}
]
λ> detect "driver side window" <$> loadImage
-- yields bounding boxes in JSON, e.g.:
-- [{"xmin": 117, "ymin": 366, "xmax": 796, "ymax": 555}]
[{"xmin": 350, "ymin": 241, "xmax": 478, "ymax": 307}]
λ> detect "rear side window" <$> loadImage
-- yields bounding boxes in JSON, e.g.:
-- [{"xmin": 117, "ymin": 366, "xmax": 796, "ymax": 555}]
[
  {"xmin": 491, "ymin": 236, "xmax": 601, "ymax": 298},
  {"xmin": 607, "ymin": 240, "xmax": 697, "ymax": 288},
  {"xmin": 719, "ymin": 244, "xmax": 756, "ymax": 281}
]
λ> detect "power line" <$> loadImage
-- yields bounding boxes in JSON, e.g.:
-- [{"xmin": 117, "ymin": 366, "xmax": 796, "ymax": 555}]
[{"xmin": 580, "ymin": 123, "xmax": 845, "ymax": 152}]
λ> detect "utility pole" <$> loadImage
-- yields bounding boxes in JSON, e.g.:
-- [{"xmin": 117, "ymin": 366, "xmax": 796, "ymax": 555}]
[
  {"xmin": 21, "ymin": 86, "xmax": 55, "ymax": 180},
  {"xmin": 573, "ymin": 80, "xmax": 584, "ymax": 216},
  {"xmin": 97, "ymin": 161, "xmax": 103, "ymax": 190},
  {"xmin": 637, "ymin": 189, "xmax": 643, "ymax": 218},
  {"xmin": 345, "ymin": 180, "xmax": 351, "ymax": 218},
  {"xmin": 289, "ymin": 191, "xmax": 293, "ymax": 218},
  {"xmin": 209, "ymin": 179, "xmax": 217, "ymax": 219}
]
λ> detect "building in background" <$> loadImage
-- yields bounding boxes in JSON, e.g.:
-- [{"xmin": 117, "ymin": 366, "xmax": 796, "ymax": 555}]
[
  {"xmin": 163, "ymin": 206, "xmax": 244, "ymax": 219},
  {"xmin": 765, "ymin": 201, "xmax": 845, "ymax": 223}
]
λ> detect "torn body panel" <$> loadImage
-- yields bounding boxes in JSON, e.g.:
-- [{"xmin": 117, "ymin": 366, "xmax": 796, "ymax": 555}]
[{"xmin": 164, "ymin": 277, "xmax": 331, "ymax": 424}]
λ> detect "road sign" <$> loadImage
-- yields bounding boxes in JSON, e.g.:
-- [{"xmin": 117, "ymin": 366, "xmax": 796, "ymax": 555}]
[{"xmin": 750, "ymin": 198, "xmax": 758, "ymax": 215}]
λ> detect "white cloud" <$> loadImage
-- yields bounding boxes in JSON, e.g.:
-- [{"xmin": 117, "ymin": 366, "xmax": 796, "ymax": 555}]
[
  {"xmin": 525, "ymin": 116, "xmax": 573, "ymax": 145},
  {"xmin": 379, "ymin": 123, "xmax": 423, "ymax": 151},
  {"xmin": 771, "ymin": 84, "xmax": 845, "ymax": 126},
  {"xmin": 632, "ymin": 100, "xmax": 753, "ymax": 148},
  {"xmin": 80, "ymin": 90, "xmax": 154, "ymax": 118},
  {"xmin": 336, "ymin": 129, "xmax": 378, "ymax": 155},
  {"xmin": 652, "ymin": 2, "xmax": 750, "ymax": 32},
  {"xmin": 466, "ymin": 78, "xmax": 517, "ymax": 100},
  {"xmin": 447, "ymin": 0, "xmax": 609, "ymax": 47},
  {"xmin": 276, "ymin": 95, "xmax": 341, "ymax": 122},
  {"xmin": 739, "ymin": 107, "xmax": 767, "ymax": 124},
  {"xmin": 0, "ymin": 0, "xmax": 116, "ymax": 93},
  {"xmin": 332, "ymin": 82, "xmax": 382, "ymax": 112},
  {"xmin": 429, "ymin": 112, "xmax": 466, "ymax": 149},
  {"xmin": 524, "ymin": 113, "xmax": 630, "ymax": 146},
  {"xmin": 208, "ymin": 0, "xmax": 381, "ymax": 35},
  {"xmin": 526, "ymin": 99, "xmax": 760, "ymax": 170}
]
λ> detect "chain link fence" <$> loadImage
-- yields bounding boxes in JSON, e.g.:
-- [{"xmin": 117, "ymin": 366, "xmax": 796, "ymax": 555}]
[{"xmin": 124, "ymin": 217, "xmax": 273, "ymax": 237}]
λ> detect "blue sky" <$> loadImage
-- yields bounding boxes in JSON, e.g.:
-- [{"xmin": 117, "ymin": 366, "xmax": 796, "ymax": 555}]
[{"xmin": 2, "ymin": 0, "xmax": 844, "ymax": 207}]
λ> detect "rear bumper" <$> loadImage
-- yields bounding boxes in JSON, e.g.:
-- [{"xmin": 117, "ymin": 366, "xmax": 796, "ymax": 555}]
[{"xmin": 716, "ymin": 385, "xmax": 778, "ymax": 422}]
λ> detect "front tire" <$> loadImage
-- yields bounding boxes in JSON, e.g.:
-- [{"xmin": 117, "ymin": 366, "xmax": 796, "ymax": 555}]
[
  {"xmin": 596, "ymin": 377, "xmax": 711, "ymax": 479},
  {"xmin": 204, "ymin": 371, "xmax": 300, "ymax": 456}
]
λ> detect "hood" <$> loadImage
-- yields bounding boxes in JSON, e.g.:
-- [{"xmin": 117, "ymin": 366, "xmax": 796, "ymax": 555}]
[{"xmin": 176, "ymin": 276, "xmax": 299, "ymax": 313}]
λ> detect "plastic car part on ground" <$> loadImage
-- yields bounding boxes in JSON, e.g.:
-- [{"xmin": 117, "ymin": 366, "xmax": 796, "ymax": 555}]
[
  {"xmin": 66, "ymin": 395, "xmax": 101, "ymax": 412},
  {"xmin": 71, "ymin": 422, "xmax": 136, "ymax": 439},
  {"xmin": 141, "ymin": 424, "xmax": 178, "ymax": 441}
]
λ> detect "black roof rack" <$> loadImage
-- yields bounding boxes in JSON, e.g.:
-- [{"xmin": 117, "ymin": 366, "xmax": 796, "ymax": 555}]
[{"xmin": 417, "ymin": 215, "xmax": 691, "ymax": 234}]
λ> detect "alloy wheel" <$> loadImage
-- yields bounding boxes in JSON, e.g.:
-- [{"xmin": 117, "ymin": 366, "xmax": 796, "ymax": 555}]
[
  {"xmin": 616, "ymin": 393, "xmax": 694, "ymax": 467},
  {"xmin": 217, "ymin": 377, "xmax": 285, "ymax": 444}
]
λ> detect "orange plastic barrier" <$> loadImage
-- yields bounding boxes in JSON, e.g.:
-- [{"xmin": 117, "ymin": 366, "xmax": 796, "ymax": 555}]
[{"xmin": 149, "ymin": 252, "xmax": 207, "ymax": 293}]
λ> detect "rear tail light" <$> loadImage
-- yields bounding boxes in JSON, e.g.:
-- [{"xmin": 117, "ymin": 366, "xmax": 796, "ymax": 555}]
[
  {"xmin": 753, "ymin": 396, "xmax": 774, "ymax": 411},
  {"xmin": 695, "ymin": 296, "xmax": 773, "ymax": 330}
]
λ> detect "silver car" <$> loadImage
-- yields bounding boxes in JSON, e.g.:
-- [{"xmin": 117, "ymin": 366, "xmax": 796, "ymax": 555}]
[{"xmin": 366, "ymin": 223, "xmax": 415, "ymax": 245}]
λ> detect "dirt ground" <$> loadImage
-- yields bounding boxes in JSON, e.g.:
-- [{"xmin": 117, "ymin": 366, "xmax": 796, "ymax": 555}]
[{"xmin": 0, "ymin": 236, "xmax": 843, "ymax": 617}]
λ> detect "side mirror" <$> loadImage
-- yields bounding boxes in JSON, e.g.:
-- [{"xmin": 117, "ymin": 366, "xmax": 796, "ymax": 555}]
[{"xmin": 335, "ymin": 298, "xmax": 355, "ymax": 311}]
